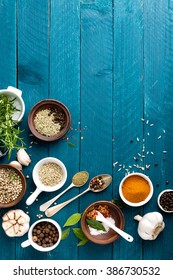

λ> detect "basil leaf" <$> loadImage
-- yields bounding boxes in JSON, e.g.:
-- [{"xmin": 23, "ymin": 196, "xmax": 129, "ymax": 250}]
[
  {"xmin": 86, "ymin": 219, "xmax": 106, "ymax": 231},
  {"xmin": 63, "ymin": 213, "xmax": 81, "ymax": 227},
  {"xmin": 61, "ymin": 228, "xmax": 70, "ymax": 240},
  {"xmin": 77, "ymin": 239, "xmax": 89, "ymax": 246},
  {"xmin": 72, "ymin": 228, "xmax": 88, "ymax": 241}
]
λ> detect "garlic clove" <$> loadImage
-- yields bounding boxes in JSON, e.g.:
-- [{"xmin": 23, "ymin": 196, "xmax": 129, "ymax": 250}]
[
  {"xmin": 2, "ymin": 214, "xmax": 9, "ymax": 222},
  {"xmin": 6, "ymin": 227, "xmax": 16, "ymax": 237},
  {"xmin": 14, "ymin": 224, "xmax": 20, "ymax": 234},
  {"xmin": 2, "ymin": 221, "xmax": 13, "ymax": 231},
  {"xmin": 9, "ymin": 160, "xmax": 22, "ymax": 171},
  {"xmin": 7, "ymin": 211, "xmax": 15, "ymax": 220},
  {"xmin": 18, "ymin": 216, "xmax": 26, "ymax": 225},
  {"xmin": 17, "ymin": 149, "xmax": 31, "ymax": 166},
  {"xmin": 15, "ymin": 211, "xmax": 21, "ymax": 220}
]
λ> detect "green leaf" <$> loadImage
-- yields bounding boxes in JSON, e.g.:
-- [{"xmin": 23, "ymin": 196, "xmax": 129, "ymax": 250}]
[
  {"xmin": 63, "ymin": 213, "xmax": 81, "ymax": 227},
  {"xmin": 68, "ymin": 142, "xmax": 75, "ymax": 147},
  {"xmin": 77, "ymin": 239, "xmax": 89, "ymax": 246},
  {"xmin": 86, "ymin": 219, "xmax": 106, "ymax": 231},
  {"xmin": 112, "ymin": 198, "xmax": 127, "ymax": 208},
  {"xmin": 72, "ymin": 228, "xmax": 88, "ymax": 241},
  {"xmin": 61, "ymin": 228, "xmax": 70, "ymax": 240}
]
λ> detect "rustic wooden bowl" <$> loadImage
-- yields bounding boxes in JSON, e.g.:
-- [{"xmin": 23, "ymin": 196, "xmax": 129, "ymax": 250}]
[
  {"xmin": 81, "ymin": 200, "xmax": 125, "ymax": 245},
  {"xmin": 0, "ymin": 164, "xmax": 26, "ymax": 208},
  {"xmin": 28, "ymin": 99, "xmax": 71, "ymax": 141}
]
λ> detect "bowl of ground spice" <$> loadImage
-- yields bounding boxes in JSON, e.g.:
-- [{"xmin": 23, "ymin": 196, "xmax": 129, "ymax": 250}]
[
  {"xmin": 157, "ymin": 189, "xmax": 173, "ymax": 213},
  {"xmin": 0, "ymin": 164, "xmax": 26, "ymax": 208},
  {"xmin": 119, "ymin": 173, "xmax": 153, "ymax": 207},
  {"xmin": 28, "ymin": 99, "xmax": 71, "ymax": 141}
]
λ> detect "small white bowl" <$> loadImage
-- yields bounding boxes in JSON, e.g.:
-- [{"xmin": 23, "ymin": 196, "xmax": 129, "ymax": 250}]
[
  {"xmin": 21, "ymin": 218, "xmax": 62, "ymax": 252},
  {"xmin": 26, "ymin": 157, "xmax": 67, "ymax": 205},
  {"xmin": 119, "ymin": 172, "xmax": 153, "ymax": 207},
  {"xmin": 0, "ymin": 86, "xmax": 25, "ymax": 121},
  {"xmin": 157, "ymin": 189, "xmax": 173, "ymax": 213}
]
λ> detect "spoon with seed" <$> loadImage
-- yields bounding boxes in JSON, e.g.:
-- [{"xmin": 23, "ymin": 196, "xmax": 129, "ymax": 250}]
[
  {"xmin": 45, "ymin": 174, "xmax": 112, "ymax": 217},
  {"xmin": 39, "ymin": 171, "xmax": 89, "ymax": 212}
]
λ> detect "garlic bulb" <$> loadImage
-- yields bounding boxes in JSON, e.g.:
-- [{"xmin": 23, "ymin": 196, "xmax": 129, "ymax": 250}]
[
  {"xmin": 134, "ymin": 212, "xmax": 165, "ymax": 240},
  {"xmin": 2, "ymin": 210, "xmax": 30, "ymax": 237},
  {"xmin": 17, "ymin": 149, "xmax": 31, "ymax": 166},
  {"xmin": 9, "ymin": 160, "xmax": 22, "ymax": 171}
]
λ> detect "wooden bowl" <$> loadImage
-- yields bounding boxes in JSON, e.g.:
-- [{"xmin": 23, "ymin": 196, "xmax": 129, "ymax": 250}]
[
  {"xmin": 28, "ymin": 99, "xmax": 71, "ymax": 141},
  {"xmin": 0, "ymin": 164, "xmax": 26, "ymax": 208},
  {"xmin": 81, "ymin": 200, "xmax": 125, "ymax": 245}
]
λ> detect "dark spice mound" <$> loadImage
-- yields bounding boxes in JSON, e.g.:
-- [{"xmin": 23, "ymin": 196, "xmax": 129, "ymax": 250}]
[
  {"xmin": 159, "ymin": 191, "xmax": 173, "ymax": 211},
  {"xmin": 32, "ymin": 221, "xmax": 59, "ymax": 248}
]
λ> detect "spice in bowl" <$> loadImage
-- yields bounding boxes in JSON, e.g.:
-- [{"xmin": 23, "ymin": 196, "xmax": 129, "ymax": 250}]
[
  {"xmin": 86, "ymin": 205, "xmax": 115, "ymax": 236},
  {"xmin": 34, "ymin": 108, "xmax": 65, "ymax": 137},
  {"xmin": 158, "ymin": 190, "xmax": 173, "ymax": 212},
  {"xmin": 122, "ymin": 175, "xmax": 150, "ymax": 203},
  {"xmin": 32, "ymin": 221, "xmax": 59, "ymax": 248},
  {"xmin": 119, "ymin": 173, "xmax": 153, "ymax": 206},
  {"xmin": 0, "ymin": 167, "xmax": 23, "ymax": 204},
  {"xmin": 38, "ymin": 162, "xmax": 63, "ymax": 186}
]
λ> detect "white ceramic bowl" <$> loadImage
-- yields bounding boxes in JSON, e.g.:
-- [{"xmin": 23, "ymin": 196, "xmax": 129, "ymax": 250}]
[
  {"xmin": 157, "ymin": 189, "xmax": 173, "ymax": 213},
  {"xmin": 119, "ymin": 172, "xmax": 153, "ymax": 207},
  {"xmin": 21, "ymin": 218, "xmax": 62, "ymax": 252},
  {"xmin": 26, "ymin": 157, "xmax": 67, "ymax": 205},
  {"xmin": 0, "ymin": 86, "xmax": 25, "ymax": 121}
]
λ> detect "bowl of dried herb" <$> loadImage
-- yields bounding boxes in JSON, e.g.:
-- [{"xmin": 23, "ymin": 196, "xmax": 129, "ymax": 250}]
[
  {"xmin": 28, "ymin": 99, "xmax": 71, "ymax": 141},
  {"xmin": 0, "ymin": 164, "xmax": 26, "ymax": 208}
]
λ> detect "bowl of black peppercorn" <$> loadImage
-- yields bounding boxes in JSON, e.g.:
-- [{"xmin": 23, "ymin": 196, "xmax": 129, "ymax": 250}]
[{"xmin": 157, "ymin": 189, "xmax": 173, "ymax": 213}]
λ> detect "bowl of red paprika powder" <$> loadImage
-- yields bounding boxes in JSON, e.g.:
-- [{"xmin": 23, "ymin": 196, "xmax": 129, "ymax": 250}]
[{"xmin": 119, "ymin": 172, "xmax": 153, "ymax": 207}]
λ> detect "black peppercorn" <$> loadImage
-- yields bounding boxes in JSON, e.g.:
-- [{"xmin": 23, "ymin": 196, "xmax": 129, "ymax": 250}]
[{"xmin": 159, "ymin": 191, "xmax": 173, "ymax": 212}]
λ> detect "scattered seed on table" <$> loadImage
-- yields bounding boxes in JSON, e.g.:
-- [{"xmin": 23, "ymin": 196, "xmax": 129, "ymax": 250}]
[
  {"xmin": 157, "ymin": 136, "xmax": 161, "ymax": 139},
  {"xmin": 137, "ymin": 137, "xmax": 140, "ymax": 142},
  {"xmin": 163, "ymin": 151, "xmax": 167, "ymax": 153},
  {"xmin": 146, "ymin": 120, "xmax": 149, "ymax": 124},
  {"xmin": 147, "ymin": 132, "xmax": 150, "ymax": 136},
  {"xmin": 150, "ymin": 124, "xmax": 154, "ymax": 126}
]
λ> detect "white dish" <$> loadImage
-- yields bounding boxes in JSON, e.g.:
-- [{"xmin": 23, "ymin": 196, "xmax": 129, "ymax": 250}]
[
  {"xmin": 26, "ymin": 157, "xmax": 67, "ymax": 205},
  {"xmin": 0, "ymin": 86, "xmax": 25, "ymax": 121}
]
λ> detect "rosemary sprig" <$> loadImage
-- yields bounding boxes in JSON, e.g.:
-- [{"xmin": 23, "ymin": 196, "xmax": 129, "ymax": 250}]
[{"xmin": 0, "ymin": 95, "xmax": 25, "ymax": 159}]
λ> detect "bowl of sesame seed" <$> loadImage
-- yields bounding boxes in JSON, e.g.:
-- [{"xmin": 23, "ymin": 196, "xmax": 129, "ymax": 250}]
[
  {"xmin": 28, "ymin": 99, "xmax": 71, "ymax": 141},
  {"xmin": 0, "ymin": 164, "xmax": 26, "ymax": 208}
]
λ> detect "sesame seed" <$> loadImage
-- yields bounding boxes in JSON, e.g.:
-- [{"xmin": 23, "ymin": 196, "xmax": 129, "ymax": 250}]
[
  {"xmin": 113, "ymin": 162, "xmax": 118, "ymax": 166},
  {"xmin": 163, "ymin": 151, "xmax": 167, "ymax": 153},
  {"xmin": 118, "ymin": 168, "xmax": 122, "ymax": 172},
  {"xmin": 157, "ymin": 136, "xmax": 161, "ymax": 139},
  {"xmin": 150, "ymin": 124, "xmax": 154, "ymax": 126},
  {"xmin": 137, "ymin": 137, "xmax": 140, "ymax": 142}
]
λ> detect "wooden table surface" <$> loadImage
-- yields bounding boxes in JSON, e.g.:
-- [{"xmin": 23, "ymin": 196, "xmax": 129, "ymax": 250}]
[{"xmin": 0, "ymin": 0, "xmax": 173, "ymax": 260}]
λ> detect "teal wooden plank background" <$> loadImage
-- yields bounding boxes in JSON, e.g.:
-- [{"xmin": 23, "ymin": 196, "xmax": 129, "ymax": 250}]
[{"xmin": 0, "ymin": 0, "xmax": 173, "ymax": 260}]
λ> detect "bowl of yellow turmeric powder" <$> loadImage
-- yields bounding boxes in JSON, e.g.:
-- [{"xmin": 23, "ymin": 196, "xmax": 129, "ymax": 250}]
[{"xmin": 119, "ymin": 173, "xmax": 153, "ymax": 207}]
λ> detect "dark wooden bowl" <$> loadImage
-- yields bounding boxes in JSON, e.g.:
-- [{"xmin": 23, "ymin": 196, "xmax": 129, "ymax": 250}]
[
  {"xmin": 0, "ymin": 164, "xmax": 26, "ymax": 208},
  {"xmin": 28, "ymin": 99, "xmax": 71, "ymax": 141},
  {"xmin": 81, "ymin": 200, "xmax": 125, "ymax": 245}
]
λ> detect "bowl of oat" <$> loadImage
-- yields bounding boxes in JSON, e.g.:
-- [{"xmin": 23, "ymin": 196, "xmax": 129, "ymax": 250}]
[
  {"xmin": 28, "ymin": 99, "xmax": 71, "ymax": 141},
  {"xmin": 26, "ymin": 157, "xmax": 67, "ymax": 206},
  {"xmin": 0, "ymin": 164, "xmax": 26, "ymax": 208}
]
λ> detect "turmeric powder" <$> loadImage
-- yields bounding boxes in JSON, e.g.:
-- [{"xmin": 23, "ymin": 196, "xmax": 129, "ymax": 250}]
[{"xmin": 122, "ymin": 175, "xmax": 150, "ymax": 203}]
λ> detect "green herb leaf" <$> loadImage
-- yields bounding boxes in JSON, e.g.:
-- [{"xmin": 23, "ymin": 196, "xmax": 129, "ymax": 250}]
[
  {"xmin": 77, "ymin": 239, "xmax": 89, "ymax": 246},
  {"xmin": 61, "ymin": 228, "xmax": 70, "ymax": 240},
  {"xmin": 72, "ymin": 228, "xmax": 88, "ymax": 241},
  {"xmin": 0, "ymin": 95, "xmax": 25, "ymax": 159},
  {"xmin": 86, "ymin": 219, "xmax": 106, "ymax": 231},
  {"xmin": 112, "ymin": 198, "xmax": 126, "ymax": 208},
  {"xmin": 68, "ymin": 142, "xmax": 75, "ymax": 147},
  {"xmin": 63, "ymin": 213, "xmax": 81, "ymax": 227}
]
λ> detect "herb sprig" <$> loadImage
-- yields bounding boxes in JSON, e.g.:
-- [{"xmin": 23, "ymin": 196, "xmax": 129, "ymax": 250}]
[{"xmin": 0, "ymin": 95, "xmax": 25, "ymax": 158}]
